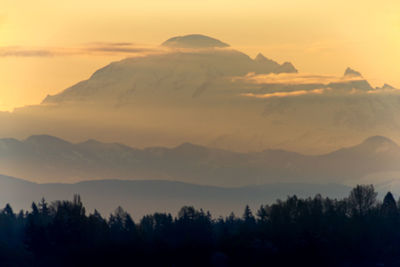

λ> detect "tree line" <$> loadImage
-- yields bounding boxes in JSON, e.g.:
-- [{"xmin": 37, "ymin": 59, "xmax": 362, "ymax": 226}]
[{"xmin": 1, "ymin": 185, "xmax": 400, "ymax": 266}]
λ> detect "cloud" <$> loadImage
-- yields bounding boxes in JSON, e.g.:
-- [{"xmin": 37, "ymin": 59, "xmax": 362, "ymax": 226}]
[
  {"xmin": 233, "ymin": 72, "xmax": 364, "ymax": 85},
  {"xmin": 0, "ymin": 42, "xmax": 231, "ymax": 58},
  {"xmin": 239, "ymin": 84, "xmax": 400, "ymax": 101},
  {"xmin": 242, "ymin": 88, "xmax": 325, "ymax": 99},
  {"xmin": 367, "ymin": 88, "xmax": 400, "ymax": 95},
  {"xmin": 234, "ymin": 72, "xmax": 400, "ymax": 100},
  {"xmin": 0, "ymin": 43, "xmax": 159, "ymax": 58},
  {"xmin": 81, "ymin": 42, "xmax": 157, "ymax": 55},
  {"xmin": 0, "ymin": 47, "xmax": 54, "ymax": 57}
]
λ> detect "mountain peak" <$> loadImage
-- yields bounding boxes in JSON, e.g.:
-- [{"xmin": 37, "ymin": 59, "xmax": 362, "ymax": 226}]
[
  {"xmin": 161, "ymin": 34, "xmax": 230, "ymax": 48},
  {"xmin": 254, "ymin": 53, "xmax": 269, "ymax": 62},
  {"xmin": 361, "ymin": 136, "xmax": 398, "ymax": 150},
  {"xmin": 79, "ymin": 139, "xmax": 103, "ymax": 146},
  {"xmin": 382, "ymin": 83, "xmax": 396, "ymax": 89},
  {"xmin": 363, "ymin": 135, "xmax": 394, "ymax": 143},
  {"xmin": 172, "ymin": 142, "xmax": 211, "ymax": 156},
  {"xmin": 25, "ymin": 135, "xmax": 71, "ymax": 146},
  {"xmin": 344, "ymin": 67, "xmax": 362, "ymax": 77},
  {"xmin": 278, "ymin": 62, "xmax": 298, "ymax": 73},
  {"xmin": 175, "ymin": 142, "xmax": 205, "ymax": 150}
]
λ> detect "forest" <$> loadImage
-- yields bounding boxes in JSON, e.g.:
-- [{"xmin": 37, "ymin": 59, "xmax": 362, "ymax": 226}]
[{"xmin": 0, "ymin": 184, "xmax": 399, "ymax": 267}]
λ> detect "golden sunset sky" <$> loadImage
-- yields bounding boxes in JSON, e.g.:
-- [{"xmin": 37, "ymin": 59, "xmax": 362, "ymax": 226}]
[{"xmin": 1, "ymin": 0, "xmax": 399, "ymax": 111}]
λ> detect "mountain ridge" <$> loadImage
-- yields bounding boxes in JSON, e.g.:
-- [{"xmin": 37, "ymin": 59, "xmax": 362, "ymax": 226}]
[
  {"xmin": 41, "ymin": 35, "xmax": 297, "ymax": 105},
  {"xmin": 4, "ymin": 34, "xmax": 400, "ymax": 155},
  {"xmin": 0, "ymin": 173, "xmax": 352, "ymax": 219},
  {"xmin": 5, "ymin": 134, "xmax": 397, "ymax": 156},
  {"xmin": 1, "ymin": 134, "xmax": 399, "ymax": 186}
]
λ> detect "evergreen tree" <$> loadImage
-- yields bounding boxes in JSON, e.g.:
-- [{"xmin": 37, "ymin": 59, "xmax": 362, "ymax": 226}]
[
  {"xmin": 242, "ymin": 205, "xmax": 255, "ymax": 224},
  {"xmin": 382, "ymin": 192, "xmax": 398, "ymax": 219}
]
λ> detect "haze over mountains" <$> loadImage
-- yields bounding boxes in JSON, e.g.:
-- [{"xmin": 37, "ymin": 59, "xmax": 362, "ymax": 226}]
[
  {"xmin": 43, "ymin": 34, "xmax": 297, "ymax": 105},
  {"xmin": 0, "ymin": 34, "xmax": 399, "ymax": 217},
  {"xmin": 0, "ymin": 174, "xmax": 353, "ymax": 219},
  {"xmin": 1, "ymin": 134, "xmax": 400, "ymax": 188},
  {"xmin": 1, "ymin": 34, "xmax": 399, "ymax": 154},
  {"xmin": 1, "ymin": 134, "xmax": 400, "ymax": 218}
]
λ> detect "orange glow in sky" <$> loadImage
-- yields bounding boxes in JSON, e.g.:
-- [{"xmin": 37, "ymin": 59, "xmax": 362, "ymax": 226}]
[{"xmin": 1, "ymin": 0, "xmax": 399, "ymax": 111}]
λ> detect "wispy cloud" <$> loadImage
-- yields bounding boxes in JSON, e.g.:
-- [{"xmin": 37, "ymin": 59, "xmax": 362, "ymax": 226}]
[
  {"xmin": 242, "ymin": 88, "xmax": 325, "ymax": 99},
  {"xmin": 233, "ymin": 72, "xmax": 364, "ymax": 85},
  {"xmin": 0, "ymin": 47, "xmax": 55, "ymax": 57},
  {"xmin": 0, "ymin": 42, "xmax": 235, "ymax": 58},
  {"xmin": 0, "ymin": 43, "xmax": 160, "ymax": 58},
  {"xmin": 235, "ymin": 72, "xmax": 400, "ymax": 100},
  {"xmin": 82, "ymin": 42, "xmax": 157, "ymax": 55}
]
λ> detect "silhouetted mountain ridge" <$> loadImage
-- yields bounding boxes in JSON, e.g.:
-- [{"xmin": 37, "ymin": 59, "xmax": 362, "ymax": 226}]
[
  {"xmin": 0, "ymin": 173, "xmax": 352, "ymax": 219},
  {"xmin": 344, "ymin": 67, "xmax": 362, "ymax": 77},
  {"xmin": 1, "ymin": 135, "xmax": 400, "ymax": 186},
  {"xmin": 362, "ymin": 135, "xmax": 398, "ymax": 147}
]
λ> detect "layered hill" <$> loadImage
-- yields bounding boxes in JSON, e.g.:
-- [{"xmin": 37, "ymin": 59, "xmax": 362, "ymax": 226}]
[
  {"xmin": 0, "ymin": 174, "xmax": 352, "ymax": 219},
  {"xmin": 1, "ymin": 135, "xmax": 400, "ymax": 186}
]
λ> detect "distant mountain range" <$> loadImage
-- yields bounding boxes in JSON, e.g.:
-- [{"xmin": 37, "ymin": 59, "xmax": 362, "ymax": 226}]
[
  {"xmin": 3, "ymin": 34, "xmax": 398, "ymax": 153},
  {"xmin": 42, "ymin": 35, "xmax": 297, "ymax": 105},
  {"xmin": 0, "ymin": 174, "xmax": 352, "ymax": 219},
  {"xmin": 1, "ymin": 134, "xmax": 400, "ymax": 186}
]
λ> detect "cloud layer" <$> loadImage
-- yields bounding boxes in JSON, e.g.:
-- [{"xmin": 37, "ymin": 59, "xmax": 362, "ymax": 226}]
[
  {"xmin": 242, "ymin": 88, "xmax": 325, "ymax": 99},
  {"xmin": 234, "ymin": 72, "xmax": 400, "ymax": 99},
  {"xmin": 0, "ymin": 43, "xmax": 158, "ymax": 57},
  {"xmin": 233, "ymin": 72, "xmax": 364, "ymax": 85}
]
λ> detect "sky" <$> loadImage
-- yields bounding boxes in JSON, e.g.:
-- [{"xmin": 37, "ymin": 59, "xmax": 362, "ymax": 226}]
[{"xmin": 0, "ymin": 0, "xmax": 399, "ymax": 111}]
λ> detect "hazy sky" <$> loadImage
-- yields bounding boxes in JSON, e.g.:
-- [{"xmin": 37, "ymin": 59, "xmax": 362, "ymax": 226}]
[{"xmin": 1, "ymin": 0, "xmax": 399, "ymax": 111}]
